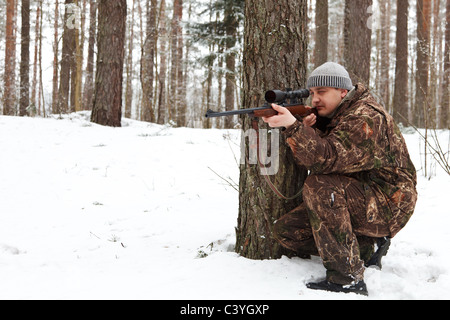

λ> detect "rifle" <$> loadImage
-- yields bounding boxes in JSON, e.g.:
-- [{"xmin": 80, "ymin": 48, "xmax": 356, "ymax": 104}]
[
  {"xmin": 205, "ymin": 89, "xmax": 316, "ymax": 119},
  {"xmin": 205, "ymin": 89, "xmax": 316, "ymax": 201}
]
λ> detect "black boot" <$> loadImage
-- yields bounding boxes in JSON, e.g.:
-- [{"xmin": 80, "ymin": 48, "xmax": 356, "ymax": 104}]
[
  {"xmin": 306, "ymin": 280, "xmax": 368, "ymax": 296},
  {"xmin": 365, "ymin": 237, "xmax": 391, "ymax": 269}
]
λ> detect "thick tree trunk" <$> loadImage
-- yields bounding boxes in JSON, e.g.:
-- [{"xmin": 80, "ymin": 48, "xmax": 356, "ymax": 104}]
[
  {"xmin": 235, "ymin": 0, "xmax": 309, "ymax": 260},
  {"xmin": 90, "ymin": 0, "xmax": 126, "ymax": 127}
]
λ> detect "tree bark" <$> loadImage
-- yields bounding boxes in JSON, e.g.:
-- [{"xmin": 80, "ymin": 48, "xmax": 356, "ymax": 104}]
[
  {"xmin": 52, "ymin": 0, "xmax": 59, "ymax": 114},
  {"xmin": 19, "ymin": 0, "xmax": 31, "ymax": 116},
  {"xmin": 379, "ymin": 0, "xmax": 390, "ymax": 112},
  {"xmin": 414, "ymin": 0, "xmax": 432, "ymax": 128},
  {"xmin": 393, "ymin": 0, "xmax": 409, "ymax": 124},
  {"xmin": 3, "ymin": 0, "xmax": 16, "ymax": 116},
  {"xmin": 82, "ymin": 0, "xmax": 97, "ymax": 111},
  {"xmin": 314, "ymin": 0, "xmax": 329, "ymax": 67},
  {"xmin": 236, "ymin": 0, "xmax": 309, "ymax": 260},
  {"xmin": 157, "ymin": 0, "xmax": 168, "ymax": 124},
  {"xmin": 169, "ymin": 0, "xmax": 183, "ymax": 126},
  {"xmin": 90, "ymin": 0, "xmax": 126, "ymax": 127},
  {"xmin": 224, "ymin": 0, "xmax": 239, "ymax": 129},
  {"xmin": 141, "ymin": 0, "xmax": 157, "ymax": 123},
  {"xmin": 441, "ymin": 0, "xmax": 450, "ymax": 129},
  {"xmin": 58, "ymin": 0, "xmax": 76, "ymax": 114},
  {"xmin": 344, "ymin": 0, "xmax": 373, "ymax": 84}
]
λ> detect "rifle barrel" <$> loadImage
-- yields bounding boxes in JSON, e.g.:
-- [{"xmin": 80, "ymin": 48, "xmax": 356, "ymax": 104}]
[{"xmin": 205, "ymin": 107, "xmax": 267, "ymax": 118}]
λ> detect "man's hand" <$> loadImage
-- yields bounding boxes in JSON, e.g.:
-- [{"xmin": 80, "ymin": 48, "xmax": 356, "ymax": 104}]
[
  {"xmin": 262, "ymin": 104, "xmax": 297, "ymax": 128},
  {"xmin": 262, "ymin": 104, "xmax": 317, "ymax": 129},
  {"xmin": 303, "ymin": 107, "xmax": 317, "ymax": 127}
]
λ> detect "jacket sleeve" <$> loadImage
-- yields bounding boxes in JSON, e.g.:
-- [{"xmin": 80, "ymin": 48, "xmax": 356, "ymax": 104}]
[{"xmin": 283, "ymin": 113, "xmax": 383, "ymax": 175}]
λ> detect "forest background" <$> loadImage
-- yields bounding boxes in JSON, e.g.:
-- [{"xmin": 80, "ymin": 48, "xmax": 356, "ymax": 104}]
[{"xmin": 0, "ymin": 0, "xmax": 449, "ymax": 130}]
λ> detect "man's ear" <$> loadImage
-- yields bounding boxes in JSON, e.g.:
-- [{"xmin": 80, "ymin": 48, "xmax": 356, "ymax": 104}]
[{"xmin": 340, "ymin": 89, "xmax": 349, "ymax": 99}]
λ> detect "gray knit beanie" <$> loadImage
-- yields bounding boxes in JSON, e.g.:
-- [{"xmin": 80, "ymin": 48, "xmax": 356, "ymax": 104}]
[{"xmin": 307, "ymin": 62, "xmax": 353, "ymax": 91}]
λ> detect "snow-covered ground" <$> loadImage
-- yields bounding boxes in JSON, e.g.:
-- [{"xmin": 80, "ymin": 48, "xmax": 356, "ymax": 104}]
[{"xmin": 0, "ymin": 112, "xmax": 449, "ymax": 300}]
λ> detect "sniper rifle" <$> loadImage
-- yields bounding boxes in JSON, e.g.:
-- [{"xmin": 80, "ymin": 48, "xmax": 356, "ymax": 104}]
[{"xmin": 204, "ymin": 89, "xmax": 316, "ymax": 119}]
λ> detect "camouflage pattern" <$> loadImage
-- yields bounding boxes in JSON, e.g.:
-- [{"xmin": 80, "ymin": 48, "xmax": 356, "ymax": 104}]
[{"xmin": 276, "ymin": 83, "xmax": 417, "ymax": 285}]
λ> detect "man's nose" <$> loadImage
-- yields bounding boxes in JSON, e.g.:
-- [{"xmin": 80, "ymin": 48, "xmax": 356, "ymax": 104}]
[{"xmin": 312, "ymin": 96, "xmax": 320, "ymax": 106}]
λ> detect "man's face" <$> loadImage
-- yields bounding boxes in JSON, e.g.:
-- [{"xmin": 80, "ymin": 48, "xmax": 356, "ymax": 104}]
[{"xmin": 310, "ymin": 87, "xmax": 348, "ymax": 118}]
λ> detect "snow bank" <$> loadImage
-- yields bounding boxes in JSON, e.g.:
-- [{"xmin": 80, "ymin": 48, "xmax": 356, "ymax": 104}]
[{"xmin": 0, "ymin": 113, "xmax": 449, "ymax": 300}]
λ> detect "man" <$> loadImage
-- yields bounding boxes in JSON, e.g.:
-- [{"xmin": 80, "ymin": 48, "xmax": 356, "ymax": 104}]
[{"xmin": 262, "ymin": 62, "xmax": 417, "ymax": 296}]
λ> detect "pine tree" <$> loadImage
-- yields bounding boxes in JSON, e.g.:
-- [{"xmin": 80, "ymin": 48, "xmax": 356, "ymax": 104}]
[
  {"xmin": 393, "ymin": 0, "xmax": 409, "ymax": 124},
  {"xmin": 3, "ymin": 0, "xmax": 17, "ymax": 116},
  {"xmin": 344, "ymin": 0, "xmax": 372, "ymax": 84},
  {"xmin": 90, "ymin": 0, "xmax": 126, "ymax": 127},
  {"xmin": 441, "ymin": 0, "xmax": 450, "ymax": 128},
  {"xmin": 236, "ymin": 0, "xmax": 309, "ymax": 260},
  {"xmin": 414, "ymin": 0, "xmax": 432, "ymax": 128}
]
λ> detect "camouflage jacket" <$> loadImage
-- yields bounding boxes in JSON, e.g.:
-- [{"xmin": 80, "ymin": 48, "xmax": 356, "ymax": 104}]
[{"xmin": 283, "ymin": 83, "xmax": 417, "ymax": 236}]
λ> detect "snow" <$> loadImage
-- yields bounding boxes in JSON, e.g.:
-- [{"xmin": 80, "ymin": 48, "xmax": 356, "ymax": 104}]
[{"xmin": 0, "ymin": 112, "xmax": 449, "ymax": 300}]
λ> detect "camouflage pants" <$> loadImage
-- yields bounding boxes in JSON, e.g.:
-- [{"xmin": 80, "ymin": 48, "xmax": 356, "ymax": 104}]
[{"xmin": 274, "ymin": 174, "xmax": 391, "ymax": 285}]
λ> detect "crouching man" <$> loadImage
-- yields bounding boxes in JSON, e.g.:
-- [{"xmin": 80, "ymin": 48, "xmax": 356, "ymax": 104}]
[{"xmin": 262, "ymin": 62, "xmax": 417, "ymax": 296}]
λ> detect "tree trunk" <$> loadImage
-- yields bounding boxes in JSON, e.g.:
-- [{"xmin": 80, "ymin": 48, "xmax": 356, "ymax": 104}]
[
  {"xmin": 125, "ymin": 0, "xmax": 135, "ymax": 119},
  {"xmin": 393, "ymin": 0, "xmax": 409, "ymax": 124},
  {"xmin": 379, "ymin": 0, "xmax": 390, "ymax": 112},
  {"xmin": 414, "ymin": 0, "xmax": 432, "ymax": 128},
  {"xmin": 141, "ymin": 0, "xmax": 157, "ymax": 123},
  {"xmin": 157, "ymin": 0, "xmax": 168, "ymax": 125},
  {"xmin": 344, "ymin": 0, "xmax": 373, "ymax": 84},
  {"xmin": 58, "ymin": 0, "xmax": 77, "ymax": 114},
  {"xmin": 224, "ymin": 0, "xmax": 239, "ymax": 129},
  {"xmin": 314, "ymin": 0, "xmax": 329, "ymax": 67},
  {"xmin": 3, "ymin": 0, "xmax": 16, "ymax": 116},
  {"xmin": 441, "ymin": 0, "xmax": 450, "ymax": 129},
  {"xmin": 176, "ymin": 0, "xmax": 186, "ymax": 127},
  {"xmin": 19, "ymin": 0, "xmax": 31, "ymax": 117},
  {"xmin": 82, "ymin": 0, "xmax": 97, "ymax": 111},
  {"xmin": 90, "ymin": 0, "xmax": 126, "ymax": 127},
  {"xmin": 169, "ymin": 0, "xmax": 183, "ymax": 126},
  {"xmin": 236, "ymin": 0, "xmax": 309, "ymax": 260},
  {"xmin": 52, "ymin": 0, "xmax": 59, "ymax": 114},
  {"xmin": 31, "ymin": 3, "xmax": 41, "ymax": 116}
]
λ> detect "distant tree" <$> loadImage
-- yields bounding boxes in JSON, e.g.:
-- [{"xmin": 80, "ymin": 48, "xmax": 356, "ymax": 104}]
[
  {"xmin": 440, "ymin": 0, "xmax": 450, "ymax": 129},
  {"xmin": 3, "ymin": 0, "xmax": 17, "ymax": 116},
  {"xmin": 343, "ymin": 0, "xmax": 372, "ymax": 84},
  {"xmin": 393, "ymin": 0, "xmax": 409, "ymax": 124},
  {"xmin": 189, "ymin": 0, "xmax": 244, "ymax": 129},
  {"xmin": 157, "ymin": 0, "xmax": 168, "ymax": 125},
  {"xmin": 169, "ymin": 0, "xmax": 184, "ymax": 126},
  {"xmin": 51, "ymin": 0, "xmax": 60, "ymax": 114},
  {"xmin": 82, "ymin": 0, "xmax": 97, "ymax": 111},
  {"xmin": 414, "ymin": 0, "xmax": 432, "ymax": 128},
  {"xmin": 314, "ymin": 0, "xmax": 329, "ymax": 67},
  {"xmin": 90, "ymin": 0, "xmax": 126, "ymax": 127},
  {"xmin": 19, "ymin": 0, "xmax": 30, "ymax": 117},
  {"xmin": 58, "ymin": 0, "xmax": 77, "ymax": 114},
  {"xmin": 141, "ymin": 0, "xmax": 157, "ymax": 123}
]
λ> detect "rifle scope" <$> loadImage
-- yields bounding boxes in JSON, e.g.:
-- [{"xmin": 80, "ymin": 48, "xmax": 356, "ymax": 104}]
[{"xmin": 265, "ymin": 89, "xmax": 310, "ymax": 104}]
